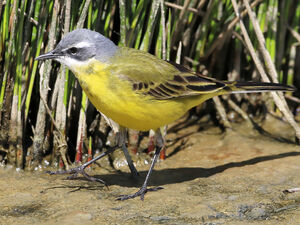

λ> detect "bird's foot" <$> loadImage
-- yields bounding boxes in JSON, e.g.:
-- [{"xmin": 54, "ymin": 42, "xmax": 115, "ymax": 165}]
[
  {"xmin": 45, "ymin": 165, "xmax": 106, "ymax": 185},
  {"xmin": 117, "ymin": 185, "xmax": 163, "ymax": 201}
]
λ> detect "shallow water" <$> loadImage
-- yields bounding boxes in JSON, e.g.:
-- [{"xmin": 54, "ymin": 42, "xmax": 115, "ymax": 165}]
[{"xmin": 0, "ymin": 116, "xmax": 300, "ymax": 225}]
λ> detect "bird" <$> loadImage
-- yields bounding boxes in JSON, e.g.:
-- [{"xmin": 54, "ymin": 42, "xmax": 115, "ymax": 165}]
[{"xmin": 36, "ymin": 28, "xmax": 295, "ymax": 200}]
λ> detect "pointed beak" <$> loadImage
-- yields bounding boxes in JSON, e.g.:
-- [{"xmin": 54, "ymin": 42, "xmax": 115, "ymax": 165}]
[{"xmin": 35, "ymin": 50, "xmax": 63, "ymax": 61}]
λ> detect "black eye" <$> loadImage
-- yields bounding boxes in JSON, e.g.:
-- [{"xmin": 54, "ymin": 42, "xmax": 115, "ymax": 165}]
[{"xmin": 68, "ymin": 47, "xmax": 78, "ymax": 55}]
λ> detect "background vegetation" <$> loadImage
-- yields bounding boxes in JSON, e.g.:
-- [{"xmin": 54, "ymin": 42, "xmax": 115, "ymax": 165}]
[{"xmin": 0, "ymin": 0, "xmax": 299, "ymax": 170}]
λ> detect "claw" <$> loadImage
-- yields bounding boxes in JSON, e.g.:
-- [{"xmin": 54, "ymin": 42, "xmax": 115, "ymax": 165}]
[
  {"xmin": 45, "ymin": 165, "xmax": 106, "ymax": 185},
  {"xmin": 117, "ymin": 186, "xmax": 163, "ymax": 201},
  {"xmin": 44, "ymin": 148, "xmax": 119, "ymax": 185}
]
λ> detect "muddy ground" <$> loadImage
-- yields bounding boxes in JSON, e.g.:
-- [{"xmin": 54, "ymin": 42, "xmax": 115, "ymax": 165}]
[{"xmin": 0, "ymin": 115, "xmax": 299, "ymax": 225}]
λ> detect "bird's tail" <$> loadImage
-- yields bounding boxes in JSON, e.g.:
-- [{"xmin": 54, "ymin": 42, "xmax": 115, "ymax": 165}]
[{"xmin": 225, "ymin": 81, "xmax": 295, "ymax": 94}]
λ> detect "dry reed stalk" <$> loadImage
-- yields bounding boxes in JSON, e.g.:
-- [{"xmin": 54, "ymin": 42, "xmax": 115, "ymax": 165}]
[
  {"xmin": 33, "ymin": 0, "xmax": 60, "ymax": 165},
  {"xmin": 243, "ymin": 0, "xmax": 300, "ymax": 141}
]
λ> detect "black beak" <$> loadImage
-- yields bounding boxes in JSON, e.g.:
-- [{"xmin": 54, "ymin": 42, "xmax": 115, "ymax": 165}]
[{"xmin": 35, "ymin": 50, "xmax": 63, "ymax": 61}]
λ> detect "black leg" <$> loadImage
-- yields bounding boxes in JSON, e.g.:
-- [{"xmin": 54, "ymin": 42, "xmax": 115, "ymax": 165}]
[
  {"xmin": 121, "ymin": 143, "xmax": 139, "ymax": 177},
  {"xmin": 117, "ymin": 127, "xmax": 139, "ymax": 178},
  {"xmin": 117, "ymin": 129, "xmax": 164, "ymax": 201},
  {"xmin": 45, "ymin": 125, "xmax": 139, "ymax": 183},
  {"xmin": 45, "ymin": 146, "xmax": 118, "ymax": 184}
]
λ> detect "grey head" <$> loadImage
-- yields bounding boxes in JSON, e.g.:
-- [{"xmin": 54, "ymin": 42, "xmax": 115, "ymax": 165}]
[{"xmin": 36, "ymin": 29, "xmax": 118, "ymax": 67}]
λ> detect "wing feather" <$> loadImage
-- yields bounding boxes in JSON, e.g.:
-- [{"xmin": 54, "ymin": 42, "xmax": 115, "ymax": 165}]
[{"xmin": 108, "ymin": 47, "xmax": 226, "ymax": 100}]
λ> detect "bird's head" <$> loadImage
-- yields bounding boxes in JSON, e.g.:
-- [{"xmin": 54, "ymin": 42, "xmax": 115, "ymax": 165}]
[{"xmin": 36, "ymin": 29, "xmax": 118, "ymax": 71}]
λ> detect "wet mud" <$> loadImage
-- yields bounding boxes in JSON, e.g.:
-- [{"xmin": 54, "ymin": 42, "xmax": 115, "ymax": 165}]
[{"xmin": 0, "ymin": 115, "xmax": 299, "ymax": 224}]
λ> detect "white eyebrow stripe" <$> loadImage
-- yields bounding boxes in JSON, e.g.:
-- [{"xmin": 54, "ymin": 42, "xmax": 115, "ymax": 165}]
[
  {"xmin": 61, "ymin": 41, "xmax": 92, "ymax": 51},
  {"xmin": 73, "ymin": 41, "xmax": 92, "ymax": 48},
  {"xmin": 61, "ymin": 41, "xmax": 92, "ymax": 52}
]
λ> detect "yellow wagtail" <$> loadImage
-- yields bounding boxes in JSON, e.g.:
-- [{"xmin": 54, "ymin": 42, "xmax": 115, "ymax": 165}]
[{"xmin": 36, "ymin": 29, "xmax": 294, "ymax": 200}]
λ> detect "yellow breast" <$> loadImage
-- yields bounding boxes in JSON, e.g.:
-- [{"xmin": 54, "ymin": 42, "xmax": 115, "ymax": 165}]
[{"xmin": 71, "ymin": 60, "xmax": 204, "ymax": 131}]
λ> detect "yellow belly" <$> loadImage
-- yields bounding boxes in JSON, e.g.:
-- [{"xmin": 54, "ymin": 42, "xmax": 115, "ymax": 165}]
[{"xmin": 73, "ymin": 62, "xmax": 208, "ymax": 131}]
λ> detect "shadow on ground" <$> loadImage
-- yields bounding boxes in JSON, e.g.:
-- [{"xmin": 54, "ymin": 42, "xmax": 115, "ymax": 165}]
[{"xmin": 59, "ymin": 151, "xmax": 300, "ymax": 188}]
